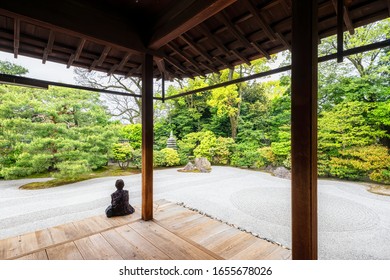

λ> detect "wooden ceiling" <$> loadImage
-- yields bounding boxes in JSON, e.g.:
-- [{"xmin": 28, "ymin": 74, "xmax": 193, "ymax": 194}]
[{"xmin": 0, "ymin": 0, "xmax": 389, "ymax": 80}]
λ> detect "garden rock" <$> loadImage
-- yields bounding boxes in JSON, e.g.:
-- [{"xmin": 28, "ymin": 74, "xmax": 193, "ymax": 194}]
[
  {"xmin": 179, "ymin": 162, "xmax": 196, "ymax": 172},
  {"xmin": 272, "ymin": 166, "xmax": 291, "ymax": 180},
  {"xmin": 195, "ymin": 157, "xmax": 211, "ymax": 173}
]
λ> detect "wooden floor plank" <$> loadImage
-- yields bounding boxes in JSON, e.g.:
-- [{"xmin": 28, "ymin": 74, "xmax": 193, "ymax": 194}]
[
  {"xmin": 1, "ymin": 201, "xmax": 290, "ymax": 260},
  {"xmin": 72, "ymin": 216, "xmax": 111, "ymax": 236},
  {"xmin": 129, "ymin": 220, "xmax": 217, "ymax": 260},
  {"xmin": 263, "ymin": 246, "xmax": 292, "ymax": 260},
  {"xmin": 179, "ymin": 218, "xmax": 232, "ymax": 243},
  {"xmin": 46, "ymin": 242, "xmax": 84, "ymax": 260},
  {"xmin": 229, "ymin": 238, "xmax": 280, "ymax": 260},
  {"xmin": 115, "ymin": 225, "xmax": 171, "ymax": 260},
  {"xmin": 207, "ymin": 230, "xmax": 258, "ymax": 259},
  {"xmin": 74, "ymin": 234, "xmax": 123, "ymax": 260},
  {"xmin": 16, "ymin": 250, "xmax": 48, "ymax": 260},
  {"xmin": 47, "ymin": 222, "xmax": 80, "ymax": 244},
  {"xmin": 156, "ymin": 210, "xmax": 203, "ymax": 229},
  {"xmin": 101, "ymin": 212, "xmax": 141, "ymax": 227}
]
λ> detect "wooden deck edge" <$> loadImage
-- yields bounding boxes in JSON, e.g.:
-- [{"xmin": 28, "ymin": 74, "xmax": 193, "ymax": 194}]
[
  {"xmin": 152, "ymin": 219, "xmax": 225, "ymax": 260},
  {"xmin": 7, "ymin": 217, "xmax": 143, "ymax": 260}
]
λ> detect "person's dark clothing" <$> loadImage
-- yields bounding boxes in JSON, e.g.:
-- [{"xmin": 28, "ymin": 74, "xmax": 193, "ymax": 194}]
[{"xmin": 105, "ymin": 189, "xmax": 135, "ymax": 218}]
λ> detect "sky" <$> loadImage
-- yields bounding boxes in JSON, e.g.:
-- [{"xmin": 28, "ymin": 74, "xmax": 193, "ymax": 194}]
[{"xmin": 0, "ymin": 51, "xmax": 76, "ymax": 84}]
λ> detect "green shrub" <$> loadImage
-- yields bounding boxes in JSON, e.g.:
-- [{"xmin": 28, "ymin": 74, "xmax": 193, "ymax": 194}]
[
  {"xmin": 153, "ymin": 150, "xmax": 165, "ymax": 167},
  {"xmin": 154, "ymin": 148, "xmax": 180, "ymax": 167},
  {"xmin": 231, "ymin": 143, "xmax": 259, "ymax": 168},
  {"xmin": 210, "ymin": 137, "xmax": 235, "ymax": 165},
  {"xmin": 256, "ymin": 146, "xmax": 276, "ymax": 168},
  {"xmin": 54, "ymin": 160, "xmax": 91, "ymax": 179},
  {"xmin": 160, "ymin": 148, "xmax": 180, "ymax": 166},
  {"xmin": 112, "ymin": 142, "xmax": 134, "ymax": 169},
  {"xmin": 329, "ymin": 145, "xmax": 390, "ymax": 183}
]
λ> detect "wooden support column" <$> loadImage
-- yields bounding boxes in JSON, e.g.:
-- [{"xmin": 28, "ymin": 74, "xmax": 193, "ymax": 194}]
[
  {"xmin": 142, "ymin": 53, "xmax": 154, "ymax": 221},
  {"xmin": 291, "ymin": 0, "xmax": 318, "ymax": 260}
]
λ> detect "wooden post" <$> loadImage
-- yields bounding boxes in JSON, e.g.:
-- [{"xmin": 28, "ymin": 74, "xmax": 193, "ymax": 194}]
[
  {"xmin": 291, "ymin": 0, "xmax": 318, "ymax": 260},
  {"xmin": 142, "ymin": 53, "xmax": 154, "ymax": 221}
]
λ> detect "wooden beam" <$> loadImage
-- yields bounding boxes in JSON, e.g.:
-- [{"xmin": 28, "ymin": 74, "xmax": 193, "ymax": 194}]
[
  {"xmin": 180, "ymin": 33, "xmax": 230, "ymax": 69},
  {"xmin": 180, "ymin": 34, "xmax": 214, "ymax": 64},
  {"xmin": 149, "ymin": 0, "xmax": 237, "ymax": 50},
  {"xmin": 331, "ymin": 0, "xmax": 355, "ymax": 35},
  {"xmin": 142, "ymin": 53, "xmax": 154, "ymax": 221},
  {"xmin": 167, "ymin": 42, "xmax": 206, "ymax": 76},
  {"xmin": 242, "ymin": 0, "xmax": 277, "ymax": 41},
  {"xmin": 0, "ymin": 1, "xmax": 144, "ymax": 54},
  {"xmin": 42, "ymin": 30, "xmax": 55, "ymax": 64},
  {"xmin": 337, "ymin": 0, "xmax": 344, "ymax": 63},
  {"xmin": 117, "ymin": 53, "xmax": 132, "ymax": 71},
  {"xmin": 276, "ymin": 32, "xmax": 291, "ymax": 51},
  {"xmin": 198, "ymin": 24, "xmax": 231, "ymax": 56},
  {"xmin": 74, "ymin": 39, "xmax": 86, "ymax": 61},
  {"xmin": 218, "ymin": 11, "xmax": 252, "ymax": 49},
  {"xmin": 126, "ymin": 65, "xmax": 142, "ymax": 78},
  {"xmin": 96, "ymin": 46, "xmax": 111, "ymax": 67},
  {"xmin": 66, "ymin": 38, "xmax": 85, "ymax": 68},
  {"xmin": 13, "ymin": 18, "xmax": 20, "ymax": 58},
  {"xmin": 291, "ymin": 0, "xmax": 318, "ymax": 260},
  {"xmin": 251, "ymin": 41, "xmax": 271, "ymax": 60},
  {"xmin": 231, "ymin": 49, "xmax": 251, "ymax": 65},
  {"xmin": 107, "ymin": 64, "xmax": 119, "ymax": 76},
  {"xmin": 388, "ymin": 0, "xmax": 390, "ymax": 16}
]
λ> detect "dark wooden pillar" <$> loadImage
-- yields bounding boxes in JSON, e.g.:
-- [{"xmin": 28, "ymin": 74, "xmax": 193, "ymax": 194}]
[
  {"xmin": 142, "ymin": 53, "xmax": 154, "ymax": 221},
  {"xmin": 291, "ymin": 0, "xmax": 318, "ymax": 259}
]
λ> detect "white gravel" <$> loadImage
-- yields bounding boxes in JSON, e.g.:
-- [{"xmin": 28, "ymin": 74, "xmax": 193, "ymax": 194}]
[{"xmin": 1, "ymin": 166, "xmax": 389, "ymax": 259}]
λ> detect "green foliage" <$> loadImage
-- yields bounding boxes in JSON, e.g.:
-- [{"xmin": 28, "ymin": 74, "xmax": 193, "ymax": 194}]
[
  {"xmin": 328, "ymin": 145, "xmax": 390, "ymax": 183},
  {"xmin": 160, "ymin": 148, "xmax": 180, "ymax": 167},
  {"xmin": 0, "ymin": 86, "xmax": 118, "ymax": 179},
  {"xmin": 119, "ymin": 124, "xmax": 142, "ymax": 149},
  {"xmin": 230, "ymin": 143, "xmax": 259, "ymax": 168},
  {"xmin": 256, "ymin": 146, "xmax": 276, "ymax": 168},
  {"xmin": 54, "ymin": 160, "xmax": 91, "ymax": 180},
  {"xmin": 112, "ymin": 142, "xmax": 134, "ymax": 169},
  {"xmin": 0, "ymin": 61, "xmax": 28, "ymax": 75},
  {"xmin": 153, "ymin": 148, "xmax": 180, "ymax": 167},
  {"xmin": 210, "ymin": 137, "xmax": 235, "ymax": 165}
]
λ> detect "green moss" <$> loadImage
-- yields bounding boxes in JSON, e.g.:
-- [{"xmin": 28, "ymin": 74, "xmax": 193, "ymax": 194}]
[{"xmin": 19, "ymin": 166, "xmax": 141, "ymax": 190}]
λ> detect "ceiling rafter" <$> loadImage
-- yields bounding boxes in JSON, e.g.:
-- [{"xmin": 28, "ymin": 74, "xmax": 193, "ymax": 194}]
[
  {"xmin": 242, "ymin": 0, "xmax": 277, "ymax": 41},
  {"xmin": 276, "ymin": 32, "xmax": 291, "ymax": 51},
  {"xmin": 180, "ymin": 33, "xmax": 231, "ymax": 70},
  {"xmin": 117, "ymin": 53, "xmax": 132, "ymax": 71},
  {"xmin": 388, "ymin": 0, "xmax": 390, "ymax": 16},
  {"xmin": 67, "ymin": 38, "xmax": 85, "ymax": 68},
  {"xmin": 331, "ymin": 0, "xmax": 355, "ymax": 35},
  {"xmin": 180, "ymin": 34, "xmax": 213, "ymax": 64},
  {"xmin": 198, "ymin": 23, "xmax": 230, "ymax": 56},
  {"xmin": 218, "ymin": 10, "xmax": 270, "ymax": 62},
  {"xmin": 107, "ymin": 64, "xmax": 118, "ymax": 76},
  {"xmin": 148, "ymin": 0, "xmax": 237, "ymax": 50},
  {"xmin": 251, "ymin": 41, "xmax": 271, "ymax": 59},
  {"xmin": 97, "ymin": 46, "xmax": 111, "ymax": 66},
  {"xmin": 42, "ymin": 30, "xmax": 55, "ymax": 64},
  {"xmin": 89, "ymin": 45, "xmax": 111, "ymax": 71},
  {"xmin": 162, "ymin": 54, "xmax": 187, "ymax": 74},
  {"xmin": 231, "ymin": 49, "xmax": 251, "ymax": 65},
  {"xmin": 125, "ymin": 65, "xmax": 142, "ymax": 78},
  {"xmin": 218, "ymin": 11, "xmax": 252, "ymax": 49},
  {"xmin": 278, "ymin": 0, "xmax": 291, "ymax": 14},
  {"xmin": 167, "ymin": 41, "xmax": 206, "ymax": 76},
  {"xmin": 13, "ymin": 18, "xmax": 20, "ymax": 58}
]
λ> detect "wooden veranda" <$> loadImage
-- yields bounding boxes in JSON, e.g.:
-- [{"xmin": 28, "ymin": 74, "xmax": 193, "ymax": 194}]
[
  {"xmin": 0, "ymin": 0, "xmax": 389, "ymax": 259},
  {"xmin": 0, "ymin": 200, "xmax": 291, "ymax": 260}
]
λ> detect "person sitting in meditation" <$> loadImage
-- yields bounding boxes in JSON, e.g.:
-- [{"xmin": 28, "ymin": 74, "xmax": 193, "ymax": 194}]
[{"xmin": 105, "ymin": 179, "xmax": 135, "ymax": 218}]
